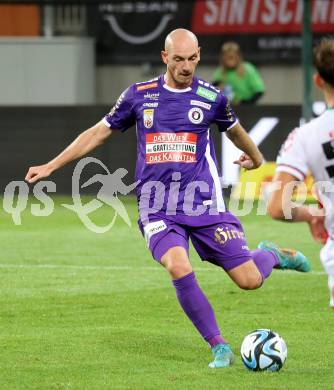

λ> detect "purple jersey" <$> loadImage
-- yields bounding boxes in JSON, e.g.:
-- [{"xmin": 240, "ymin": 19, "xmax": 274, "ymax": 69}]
[{"xmin": 103, "ymin": 75, "xmax": 238, "ymax": 225}]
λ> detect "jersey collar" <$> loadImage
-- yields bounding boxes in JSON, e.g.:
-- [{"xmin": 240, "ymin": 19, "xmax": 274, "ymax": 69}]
[{"xmin": 161, "ymin": 74, "xmax": 195, "ymax": 93}]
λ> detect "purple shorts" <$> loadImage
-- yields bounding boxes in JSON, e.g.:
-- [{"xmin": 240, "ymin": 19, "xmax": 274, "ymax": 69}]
[{"xmin": 138, "ymin": 212, "xmax": 252, "ymax": 271}]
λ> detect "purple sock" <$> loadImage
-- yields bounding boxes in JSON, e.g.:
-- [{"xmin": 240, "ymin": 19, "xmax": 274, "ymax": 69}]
[
  {"xmin": 173, "ymin": 272, "xmax": 227, "ymax": 347},
  {"xmin": 251, "ymin": 249, "xmax": 279, "ymax": 282}
]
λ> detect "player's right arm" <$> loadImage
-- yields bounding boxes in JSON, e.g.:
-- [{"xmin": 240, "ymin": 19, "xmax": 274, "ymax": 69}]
[
  {"xmin": 25, "ymin": 121, "xmax": 112, "ymax": 184},
  {"xmin": 213, "ymin": 92, "xmax": 262, "ymax": 169},
  {"xmin": 227, "ymin": 122, "xmax": 263, "ymax": 169},
  {"xmin": 26, "ymin": 85, "xmax": 136, "ymax": 184}
]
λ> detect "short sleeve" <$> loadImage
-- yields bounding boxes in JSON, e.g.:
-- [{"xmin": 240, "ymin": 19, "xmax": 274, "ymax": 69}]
[
  {"xmin": 102, "ymin": 86, "xmax": 136, "ymax": 132},
  {"xmin": 276, "ymin": 128, "xmax": 309, "ymax": 181},
  {"xmin": 212, "ymin": 93, "xmax": 238, "ymax": 132}
]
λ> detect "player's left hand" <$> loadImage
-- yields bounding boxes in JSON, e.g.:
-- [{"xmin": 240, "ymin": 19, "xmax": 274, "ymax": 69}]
[{"xmin": 233, "ymin": 153, "xmax": 257, "ymax": 170}]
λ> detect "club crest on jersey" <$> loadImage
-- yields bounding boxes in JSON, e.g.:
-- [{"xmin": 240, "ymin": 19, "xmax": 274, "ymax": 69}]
[
  {"xmin": 143, "ymin": 109, "xmax": 154, "ymax": 128},
  {"xmin": 188, "ymin": 107, "xmax": 203, "ymax": 124}
]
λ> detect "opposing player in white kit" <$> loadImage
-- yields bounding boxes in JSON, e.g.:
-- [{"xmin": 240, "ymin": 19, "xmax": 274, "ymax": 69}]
[{"xmin": 268, "ymin": 39, "xmax": 334, "ymax": 308}]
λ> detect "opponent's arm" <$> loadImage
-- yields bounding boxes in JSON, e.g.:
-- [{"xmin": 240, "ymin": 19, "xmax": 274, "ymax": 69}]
[
  {"xmin": 227, "ymin": 122, "xmax": 263, "ymax": 169},
  {"xmin": 268, "ymin": 171, "xmax": 327, "ymax": 243},
  {"xmin": 25, "ymin": 121, "xmax": 112, "ymax": 184}
]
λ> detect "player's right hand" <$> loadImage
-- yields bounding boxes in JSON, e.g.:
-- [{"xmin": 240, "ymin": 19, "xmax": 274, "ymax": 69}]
[{"xmin": 25, "ymin": 164, "xmax": 53, "ymax": 184}]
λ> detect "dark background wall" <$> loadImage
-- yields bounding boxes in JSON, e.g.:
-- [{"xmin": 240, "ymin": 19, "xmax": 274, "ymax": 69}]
[{"xmin": 0, "ymin": 105, "xmax": 302, "ymax": 194}]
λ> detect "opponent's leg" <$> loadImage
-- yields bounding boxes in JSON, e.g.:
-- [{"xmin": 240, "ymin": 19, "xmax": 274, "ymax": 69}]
[
  {"xmin": 329, "ymin": 277, "xmax": 334, "ymax": 309},
  {"xmin": 160, "ymin": 245, "xmax": 234, "ymax": 368},
  {"xmin": 320, "ymin": 240, "xmax": 334, "ymax": 308}
]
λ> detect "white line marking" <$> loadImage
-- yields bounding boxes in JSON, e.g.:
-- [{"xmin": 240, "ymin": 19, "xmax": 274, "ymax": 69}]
[
  {"xmin": 248, "ymin": 117, "xmax": 279, "ymax": 146},
  {"xmin": 221, "ymin": 117, "xmax": 279, "ymax": 185},
  {"xmin": 0, "ymin": 263, "xmax": 326, "ymax": 275}
]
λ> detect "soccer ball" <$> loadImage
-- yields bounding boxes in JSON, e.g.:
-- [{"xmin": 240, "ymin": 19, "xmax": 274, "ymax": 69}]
[{"xmin": 240, "ymin": 329, "xmax": 287, "ymax": 372}]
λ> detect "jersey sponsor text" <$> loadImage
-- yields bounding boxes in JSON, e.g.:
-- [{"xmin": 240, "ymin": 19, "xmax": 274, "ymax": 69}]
[{"xmin": 146, "ymin": 132, "xmax": 197, "ymax": 164}]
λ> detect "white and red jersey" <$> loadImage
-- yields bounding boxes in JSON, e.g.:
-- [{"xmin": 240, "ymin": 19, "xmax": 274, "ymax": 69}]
[{"xmin": 277, "ymin": 109, "xmax": 334, "ymax": 237}]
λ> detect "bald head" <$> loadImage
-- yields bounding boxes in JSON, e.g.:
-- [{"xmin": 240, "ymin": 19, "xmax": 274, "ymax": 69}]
[
  {"xmin": 161, "ymin": 29, "xmax": 200, "ymax": 89},
  {"xmin": 164, "ymin": 28, "xmax": 198, "ymax": 52}
]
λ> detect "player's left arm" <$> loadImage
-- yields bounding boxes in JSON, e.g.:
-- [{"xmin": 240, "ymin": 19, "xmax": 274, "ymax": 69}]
[{"xmin": 227, "ymin": 122, "xmax": 263, "ymax": 170}]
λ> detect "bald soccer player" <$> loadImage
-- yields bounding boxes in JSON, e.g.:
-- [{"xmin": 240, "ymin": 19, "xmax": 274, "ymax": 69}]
[{"xmin": 26, "ymin": 29, "xmax": 310, "ymax": 368}]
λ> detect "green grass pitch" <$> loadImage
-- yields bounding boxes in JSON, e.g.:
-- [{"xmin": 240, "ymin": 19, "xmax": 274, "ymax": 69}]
[{"xmin": 0, "ymin": 196, "xmax": 333, "ymax": 389}]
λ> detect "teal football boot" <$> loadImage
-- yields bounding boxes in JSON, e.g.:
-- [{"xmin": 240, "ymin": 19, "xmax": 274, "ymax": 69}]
[
  {"xmin": 258, "ymin": 240, "xmax": 311, "ymax": 272},
  {"xmin": 208, "ymin": 343, "xmax": 235, "ymax": 368}
]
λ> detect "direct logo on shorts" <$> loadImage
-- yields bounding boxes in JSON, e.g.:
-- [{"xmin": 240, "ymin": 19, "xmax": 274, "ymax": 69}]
[
  {"xmin": 144, "ymin": 109, "xmax": 154, "ymax": 129},
  {"xmin": 214, "ymin": 227, "xmax": 245, "ymax": 245},
  {"xmin": 143, "ymin": 220, "xmax": 167, "ymax": 245},
  {"xmin": 188, "ymin": 107, "xmax": 203, "ymax": 124}
]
